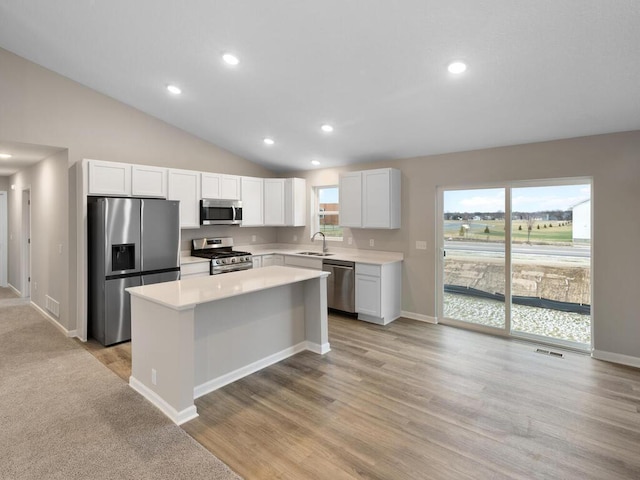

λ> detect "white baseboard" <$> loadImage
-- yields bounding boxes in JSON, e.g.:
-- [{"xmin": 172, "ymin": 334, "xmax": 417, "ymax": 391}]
[
  {"xmin": 129, "ymin": 376, "xmax": 198, "ymax": 425},
  {"xmin": 194, "ymin": 341, "xmax": 311, "ymax": 399},
  {"xmin": 30, "ymin": 301, "xmax": 74, "ymax": 336},
  {"xmin": 401, "ymin": 311, "xmax": 438, "ymax": 324},
  {"xmin": 592, "ymin": 350, "xmax": 640, "ymax": 369},
  {"xmin": 306, "ymin": 341, "xmax": 331, "ymax": 355},
  {"xmin": 7, "ymin": 283, "xmax": 21, "ymax": 296}
]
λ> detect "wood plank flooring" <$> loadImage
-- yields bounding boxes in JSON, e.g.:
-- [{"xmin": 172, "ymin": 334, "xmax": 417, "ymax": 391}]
[{"xmin": 86, "ymin": 314, "xmax": 640, "ymax": 480}]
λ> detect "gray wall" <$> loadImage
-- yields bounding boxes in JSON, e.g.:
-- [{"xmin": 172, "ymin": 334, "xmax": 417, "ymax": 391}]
[
  {"xmin": 281, "ymin": 131, "xmax": 640, "ymax": 360},
  {"xmin": 8, "ymin": 151, "xmax": 69, "ymax": 324}
]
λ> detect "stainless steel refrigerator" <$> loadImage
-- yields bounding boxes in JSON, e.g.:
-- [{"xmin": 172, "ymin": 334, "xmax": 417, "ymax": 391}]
[{"xmin": 88, "ymin": 197, "xmax": 180, "ymax": 346}]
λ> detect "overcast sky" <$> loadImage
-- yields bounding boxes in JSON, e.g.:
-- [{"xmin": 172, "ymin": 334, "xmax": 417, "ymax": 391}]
[{"xmin": 444, "ymin": 184, "xmax": 591, "ymax": 213}]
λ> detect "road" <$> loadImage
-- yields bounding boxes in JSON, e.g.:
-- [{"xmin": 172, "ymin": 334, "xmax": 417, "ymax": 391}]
[{"xmin": 444, "ymin": 241, "xmax": 590, "ymax": 258}]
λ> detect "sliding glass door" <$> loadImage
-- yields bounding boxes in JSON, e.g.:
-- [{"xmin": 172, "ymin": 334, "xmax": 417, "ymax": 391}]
[
  {"xmin": 440, "ymin": 180, "xmax": 591, "ymax": 349},
  {"xmin": 442, "ymin": 188, "xmax": 507, "ymax": 330}
]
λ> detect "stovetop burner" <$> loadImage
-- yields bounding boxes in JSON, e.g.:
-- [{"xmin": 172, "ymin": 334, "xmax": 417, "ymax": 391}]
[{"xmin": 191, "ymin": 237, "xmax": 253, "ymax": 274}]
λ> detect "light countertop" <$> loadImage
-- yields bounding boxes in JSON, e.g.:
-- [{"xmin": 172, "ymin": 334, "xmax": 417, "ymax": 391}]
[
  {"xmin": 127, "ymin": 266, "xmax": 329, "ymax": 311},
  {"xmin": 237, "ymin": 244, "xmax": 403, "ymax": 265}
]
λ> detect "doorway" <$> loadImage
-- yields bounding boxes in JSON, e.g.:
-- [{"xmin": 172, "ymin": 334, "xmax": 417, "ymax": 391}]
[
  {"xmin": 0, "ymin": 191, "xmax": 6, "ymax": 286},
  {"xmin": 439, "ymin": 179, "xmax": 592, "ymax": 350}
]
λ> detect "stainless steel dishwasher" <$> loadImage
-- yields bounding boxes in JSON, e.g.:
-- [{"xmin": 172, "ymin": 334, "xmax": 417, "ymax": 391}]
[{"xmin": 322, "ymin": 259, "xmax": 356, "ymax": 313}]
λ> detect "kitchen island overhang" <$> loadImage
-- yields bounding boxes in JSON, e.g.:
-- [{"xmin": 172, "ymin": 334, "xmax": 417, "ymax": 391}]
[{"xmin": 126, "ymin": 266, "xmax": 331, "ymax": 425}]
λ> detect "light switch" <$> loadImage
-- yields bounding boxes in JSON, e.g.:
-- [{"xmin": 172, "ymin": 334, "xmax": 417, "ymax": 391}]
[{"xmin": 416, "ymin": 240, "xmax": 427, "ymax": 250}]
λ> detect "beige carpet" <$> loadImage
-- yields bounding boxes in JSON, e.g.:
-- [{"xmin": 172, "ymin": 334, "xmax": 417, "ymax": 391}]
[
  {"xmin": 0, "ymin": 304, "xmax": 242, "ymax": 480},
  {"xmin": 0, "ymin": 286, "xmax": 19, "ymax": 299}
]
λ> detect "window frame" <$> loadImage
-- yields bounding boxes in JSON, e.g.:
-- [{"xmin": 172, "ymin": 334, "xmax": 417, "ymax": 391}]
[{"xmin": 311, "ymin": 185, "xmax": 342, "ymax": 242}]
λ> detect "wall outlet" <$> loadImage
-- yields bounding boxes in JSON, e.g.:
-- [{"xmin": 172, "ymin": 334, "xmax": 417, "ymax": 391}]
[
  {"xmin": 58, "ymin": 244, "xmax": 63, "ymax": 254},
  {"xmin": 251, "ymin": 235, "xmax": 256, "ymax": 242},
  {"xmin": 151, "ymin": 368, "xmax": 157, "ymax": 385},
  {"xmin": 369, "ymin": 239, "xmax": 375, "ymax": 247},
  {"xmin": 293, "ymin": 235, "xmax": 298, "ymax": 242},
  {"xmin": 34, "ymin": 282, "xmax": 37, "ymax": 291},
  {"xmin": 416, "ymin": 240, "xmax": 427, "ymax": 250},
  {"xmin": 348, "ymin": 237, "xmax": 353, "ymax": 245}
]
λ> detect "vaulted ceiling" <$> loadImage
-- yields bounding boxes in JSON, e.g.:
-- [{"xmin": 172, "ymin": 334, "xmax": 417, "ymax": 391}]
[{"xmin": 1, "ymin": 1, "xmax": 639, "ymax": 172}]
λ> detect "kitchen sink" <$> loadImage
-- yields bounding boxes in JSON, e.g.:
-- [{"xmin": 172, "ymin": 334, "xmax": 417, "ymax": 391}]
[{"xmin": 296, "ymin": 251, "xmax": 334, "ymax": 256}]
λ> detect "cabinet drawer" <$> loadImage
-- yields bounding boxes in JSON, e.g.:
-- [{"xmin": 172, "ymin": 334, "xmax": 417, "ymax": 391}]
[
  {"xmin": 181, "ymin": 261, "xmax": 209, "ymax": 276},
  {"xmin": 355, "ymin": 263, "xmax": 380, "ymax": 276}
]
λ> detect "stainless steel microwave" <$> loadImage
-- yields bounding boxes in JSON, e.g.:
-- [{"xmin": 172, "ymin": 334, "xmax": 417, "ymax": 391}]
[{"xmin": 200, "ymin": 199, "xmax": 243, "ymax": 225}]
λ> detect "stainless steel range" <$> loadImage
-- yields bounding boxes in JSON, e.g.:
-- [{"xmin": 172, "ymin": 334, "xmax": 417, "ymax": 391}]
[{"xmin": 191, "ymin": 237, "xmax": 253, "ymax": 275}]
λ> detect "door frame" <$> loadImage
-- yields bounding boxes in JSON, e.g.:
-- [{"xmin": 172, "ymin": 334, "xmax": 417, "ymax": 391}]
[
  {"xmin": 21, "ymin": 187, "xmax": 31, "ymax": 298},
  {"xmin": 436, "ymin": 177, "xmax": 593, "ymax": 351},
  {"xmin": 0, "ymin": 191, "xmax": 7, "ymax": 286}
]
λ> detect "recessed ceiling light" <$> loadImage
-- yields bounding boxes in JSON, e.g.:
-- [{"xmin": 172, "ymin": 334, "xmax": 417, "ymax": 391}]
[
  {"xmin": 263, "ymin": 138, "xmax": 275, "ymax": 146},
  {"xmin": 320, "ymin": 124, "xmax": 334, "ymax": 133},
  {"xmin": 166, "ymin": 84, "xmax": 182, "ymax": 95},
  {"xmin": 311, "ymin": 160, "xmax": 321, "ymax": 166},
  {"xmin": 0, "ymin": 153, "xmax": 12, "ymax": 159},
  {"xmin": 447, "ymin": 62, "xmax": 467, "ymax": 74},
  {"xmin": 223, "ymin": 53, "xmax": 240, "ymax": 66}
]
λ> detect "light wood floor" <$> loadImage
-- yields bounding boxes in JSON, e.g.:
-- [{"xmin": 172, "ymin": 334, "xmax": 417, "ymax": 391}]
[{"xmin": 86, "ymin": 314, "xmax": 640, "ymax": 480}]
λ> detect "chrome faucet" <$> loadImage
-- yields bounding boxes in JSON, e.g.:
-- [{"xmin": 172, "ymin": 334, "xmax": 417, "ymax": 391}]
[{"xmin": 311, "ymin": 231, "xmax": 328, "ymax": 253}]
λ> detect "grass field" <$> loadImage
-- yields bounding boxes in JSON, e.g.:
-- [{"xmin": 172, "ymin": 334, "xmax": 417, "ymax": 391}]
[{"xmin": 444, "ymin": 220, "xmax": 573, "ymax": 244}]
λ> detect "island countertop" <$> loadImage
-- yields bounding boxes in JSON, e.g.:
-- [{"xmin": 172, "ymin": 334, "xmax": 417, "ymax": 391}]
[{"xmin": 127, "ymin": 265, "xmax": 329, "ymax": 311}]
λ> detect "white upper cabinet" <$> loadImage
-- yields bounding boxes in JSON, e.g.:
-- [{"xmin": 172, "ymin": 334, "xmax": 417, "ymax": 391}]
[
  {"xmin": 201, "ymin": 172, "xmax": 221, "ymax": 199},
  {"xmin": 264, "ymin": 178, "xmax": 307, "ymax": 227},
  {"xmin": 362, "ymin": 168, "xmax": 401, "ymax": 229},
  {"xmin": 131, "ymin": 165, "xmax": 167, "ymax": 198},
  {"xmin": 285, "ymin": 178, "xmax": 306, "ymax": 227},
  {"xmin": 264, "ymin": 178, "xmax": 286, "ymax": 226},
  {"xmin": 339, "ymin": 168, "xmax": 400, "ymax": 229},
  {"xmin": 201, "ymin": 173, "xmax": 241, "ymax": 200},
  {"xmin": 240, "ymin": 176, "xmax": 264, "ymax": 226},
  {"xmin": 88, "ymin": 159, "xmax": 132, "ymax": 196},
  {"xmin": 220, "ymin": 175, "xmax": 241, "ymax": 200},
  {"xmin": 168, "ymin": 169, "xmax": 201, "ymax": 229},
  {"xmin": 339, "ymin": 172, "xmax": 363, "ymax": 227}
]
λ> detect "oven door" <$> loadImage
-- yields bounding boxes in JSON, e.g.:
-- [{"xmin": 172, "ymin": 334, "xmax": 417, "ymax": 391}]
[{"xmin": 200, "ymin": 199, "xmax": 242, "ymax": 225}]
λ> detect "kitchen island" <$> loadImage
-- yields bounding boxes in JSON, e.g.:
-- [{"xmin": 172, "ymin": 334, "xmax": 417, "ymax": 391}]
[{"xmin": 126, "ymin": 266, "xmax": 330, "ymax": 425}]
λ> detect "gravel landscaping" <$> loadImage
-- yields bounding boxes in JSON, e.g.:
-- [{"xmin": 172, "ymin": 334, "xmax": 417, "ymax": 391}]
[{"xmin": 444, "ymin": 292, "xmax": 591, "ymax": 345}]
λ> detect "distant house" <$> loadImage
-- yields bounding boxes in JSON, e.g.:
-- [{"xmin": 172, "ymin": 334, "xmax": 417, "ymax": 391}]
[{"xmin": 572, "ymin": 199, "xmax": 591, "ymax": 242}]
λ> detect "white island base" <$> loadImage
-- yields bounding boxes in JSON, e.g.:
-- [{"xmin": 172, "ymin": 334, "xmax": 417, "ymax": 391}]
[{"xmin": 126, "ymin": 266, "xmax": 330, "ymax": 425}]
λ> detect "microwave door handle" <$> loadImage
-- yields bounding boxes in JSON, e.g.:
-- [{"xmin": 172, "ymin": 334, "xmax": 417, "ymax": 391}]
[{"xmin": 231, "ymin": 206, "xmax": 236, "ymax": 222}]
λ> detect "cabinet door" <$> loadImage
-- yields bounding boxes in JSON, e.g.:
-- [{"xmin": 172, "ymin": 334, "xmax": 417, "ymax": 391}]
[
  {"xmin": 285, "ymin": 178, "xmax": 306, "ymax": 227},
  {"xmin": 201, "ymin": 173, "xmax": 221, "ymax": 199},
  {"xmin": 264, "ymin": 178, "xmax": 286, "ymax": 226},
  {"xmin": 362, "ymin": 168, "xmax": 401, "ymax": 229},
  {"xmin": 220, "ymin": 175, "xmax": 241, "ymax": 200},
  {"xmin": 339, "ymin": 172, "xmax": 362, "ymax": 227},
  {"xmin": 132, "ymin": 165, "xmax": 167, "ymax": 198},
  {"xmin": 88, "ymin": 160, "xmax": 132, "ymax": 196},
  {"xmin": 252, "ymin": 256, "xmax": 263, "ymax": 269},
  {"xmin": 262, "ymin": 254, "xmax": 284, "ymax": 267},
  {"xmin": 168, "ymin": 169, "xmax": 201, "ymax": 229},
  {"xmin": 240, "ymin": 177, "xmax": 264, "ymax": 226},
  {"xmin": 355, "ymin": 274, "xmax": 381, "ymax": 317}
]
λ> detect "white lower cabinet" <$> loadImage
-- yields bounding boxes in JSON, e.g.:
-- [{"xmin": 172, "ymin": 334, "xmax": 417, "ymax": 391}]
[
  {"xmin": 355, "ymin": 262, "xmax": 402, "ymax": 325},
  {"xmin": 252, "ymin": 256, "xmax": 262, "ymax": 269},
  {"xmin": 261, "ymin": 254, "xmax": 284, "ymax": 267},
  {"xmin": 181, "ymin": 261, "xmax": 209, "ymax": 279},
  {"xmin": 283, "ymin": 256, "xmax": 322, "ymax": 270}
]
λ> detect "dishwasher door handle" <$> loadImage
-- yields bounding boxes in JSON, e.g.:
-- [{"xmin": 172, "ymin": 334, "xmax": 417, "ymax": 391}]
[{"xmin": 327, "ymin": 264, "xmax": 353, "ymax": 270}]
